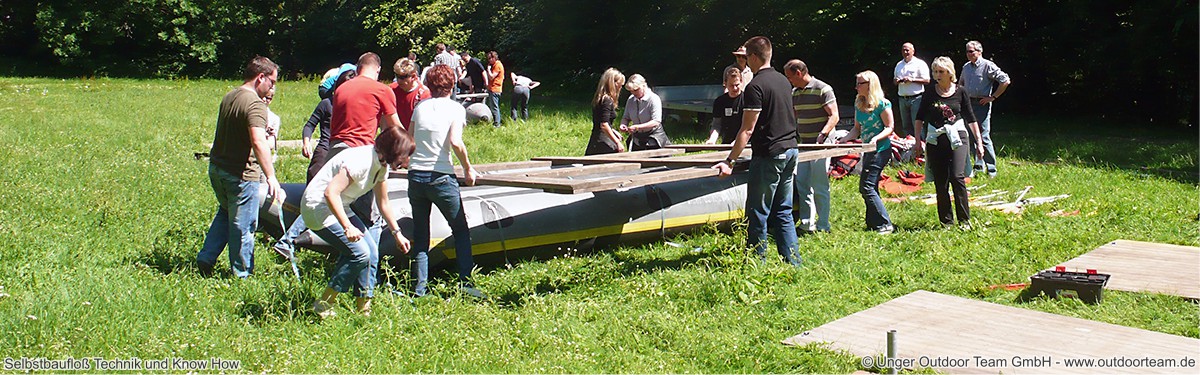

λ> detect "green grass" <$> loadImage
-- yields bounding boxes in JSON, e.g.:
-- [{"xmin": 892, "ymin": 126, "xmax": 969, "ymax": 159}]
[{"xmin": 0, "ymin": 77, "xmax": 1196, "ymax": 373}]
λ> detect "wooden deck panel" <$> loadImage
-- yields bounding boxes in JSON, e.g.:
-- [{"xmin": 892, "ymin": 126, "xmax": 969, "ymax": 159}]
[
  {"xmin": 1057, "ymin": 240, "xmax": 1200, "ymax": 299},
  {"xmin": 784, "ymin": 290, "xmax": 1200, "ymax": 374},
  {"xmin": 388, "ymin": 144, "xmax": 872, "ymax": 193}
]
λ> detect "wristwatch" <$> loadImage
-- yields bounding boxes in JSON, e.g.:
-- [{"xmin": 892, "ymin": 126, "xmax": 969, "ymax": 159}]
[{"xmin": 724, "ymin": 158, "xmax": 736, "ymax": 166}]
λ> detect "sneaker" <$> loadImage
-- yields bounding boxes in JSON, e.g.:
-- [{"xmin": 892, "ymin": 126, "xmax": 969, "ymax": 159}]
[
  {"xmin": 272, "ymin": 243, "xmax": 294, "ymax": 260},
  {"xmin": 197, "ymin": 262, "xmax": 214, "ymax": 277},
  {"xmin": 876, "ymin": 225, "xmax": 895, "ymax": 235},
  {"xmin": 959, "ymin": 222, "xmax": 973, "ymax": 231},
  {"xmin": 313, "ymin": 300, "xmax": 337, "ymax": 319},
  {"xmin": 460, "ymin": 286, "xmax": 488, "ymax": 300},
  {"xmin": 987, "ymin": 171, "xmax": 997, "ymax": 178}
]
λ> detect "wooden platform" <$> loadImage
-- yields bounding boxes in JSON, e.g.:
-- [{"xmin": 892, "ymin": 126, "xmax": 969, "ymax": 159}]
[
  {"xmin": 783, "ymin": 290, "xmax": 1200, "ymax": 374},
  {"xmin": 1058, "ymin": 240, "xmax": 1200, "ymax": 299},
  {"xmin": 387, "ymin": 144, "xmax": 872, "ymax": 194}
]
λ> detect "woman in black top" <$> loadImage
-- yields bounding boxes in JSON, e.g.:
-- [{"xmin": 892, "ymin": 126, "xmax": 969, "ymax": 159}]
[
  {"xmin": 304, "ymin": 69, "xmax": 357, "ymax": 182},
  {"xmin": 915, "ymin": 56, "xmax": 984, "ymax": 228},
  {"xmin": 586, "ymin": 68, "xmax": 626, "ymax": 155}
]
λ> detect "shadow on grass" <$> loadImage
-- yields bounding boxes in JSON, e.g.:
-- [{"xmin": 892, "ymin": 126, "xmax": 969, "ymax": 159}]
[
  {"xmin": 490, "ymin": 245, "xmax": 713, "ymax": 308},
  {"xmin": 997, "ymin": 116, "xmax": 1198, "ymax": 184},
  {"xmin": 236, "ymin": 283, "xmax": 314, "ymax": 325},
  {"xmin": 133, "ymin": 226, "xmax": 203, "ymax": 275}
]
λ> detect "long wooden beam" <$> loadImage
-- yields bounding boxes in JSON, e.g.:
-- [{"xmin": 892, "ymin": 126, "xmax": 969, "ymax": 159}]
[
  {"xmin": 388, "ymin": 160, "xmax": 552, "ymax": 179},
  {"xmin": 531, "ymin": 148, "xmax": 683, "ymax": 165},
  {"xmin": 666, "ymin": 143, "xmax": 874, "ymax": 152},
  {"xmin": 516, "ymin": 162, "xmax": 642, "ymax": 178}
]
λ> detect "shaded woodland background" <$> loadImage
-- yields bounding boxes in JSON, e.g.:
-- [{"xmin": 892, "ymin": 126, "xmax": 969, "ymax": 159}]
[{"xmin": 1, "ymin": 0, "xmax": 1196, "ymax": 126}]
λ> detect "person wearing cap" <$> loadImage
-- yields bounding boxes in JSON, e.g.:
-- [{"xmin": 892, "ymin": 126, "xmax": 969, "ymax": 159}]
[
  {"xmin": 726, "ymin": 46, "xmax": 754, "ymax": 92},
  {"xmin": 619, "ymin": 74, "xmax": 671, "ymax": 150},
  {"xmin": 319, "ymin": 63, "xmax": 356, "ymax": 99}
]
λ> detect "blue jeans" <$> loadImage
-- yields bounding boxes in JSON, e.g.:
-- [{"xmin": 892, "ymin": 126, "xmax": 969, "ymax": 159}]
[
  {"xmin": 197, "ymin": 164, "xmax": 261, "ymax": 278},
  {"xmin": 276, "ymin": 215, "xmax": 307, "ymax": 254},
  {"xmin": 314, "ymin": 216, "xmax": 381, "ymax": 298},
  {"xmin": 487, "ymin": 92, "xmax": 502, "ymax": 127},
  {"xmin": 859, "ymin": 151, "xmax": 893, "ymax": 230},
  {"xmin": 969, "ymin": 102, "xmax": 997, "ymax": 174},
  {"xmin": 793, "ymin": 158, "xmax": 831, "ymax": 232},
  {"xmin": 746, "ymin": 148, "xmax": 801, "ymax": 266},
  {"xmin": 511, "ymin": 85, "xmax": 530, "ymax": 121},
  {"xmin": 896, "ymin": 94, "xmax": 922, "ymax": 138},
  {"xmin": 409, "ymin": 170, "xmax": 474, "ymax": 296}
]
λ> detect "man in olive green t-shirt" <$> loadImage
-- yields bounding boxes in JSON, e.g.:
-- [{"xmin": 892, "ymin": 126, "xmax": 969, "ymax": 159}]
[{"xmin": 198, "ymin": 56, "xmax": 285, "ymax": 278}]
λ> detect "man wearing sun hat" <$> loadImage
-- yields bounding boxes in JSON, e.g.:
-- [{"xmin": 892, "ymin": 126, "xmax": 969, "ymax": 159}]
[{"xmin": 725, "ymin": 46, "xmax": 754, "ymax": 92}]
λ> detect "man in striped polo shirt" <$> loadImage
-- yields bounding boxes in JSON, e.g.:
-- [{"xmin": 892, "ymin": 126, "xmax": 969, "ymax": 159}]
[{"xmin": 785, "ymin": 59, "xmax": 839, "ymax": 234}]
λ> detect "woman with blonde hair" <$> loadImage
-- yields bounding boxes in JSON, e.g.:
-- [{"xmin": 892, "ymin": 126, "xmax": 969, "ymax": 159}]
[
  {"xmin": 915, "ymin": 57, "xmax": 983, "ymax": 228},
  {"xmin": 619, "ymin": 74, "xmax": 672, "ymax": 151},
  {"xmin": 586, "ymin": 68, "xmax": 626, "ymax": 155},
  {"xmin": 846, "ymin": 70, "xmax": 895, "ymax": 233}
]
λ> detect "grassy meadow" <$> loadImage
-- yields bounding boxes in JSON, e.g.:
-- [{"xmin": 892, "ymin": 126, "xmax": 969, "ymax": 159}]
[{"xmin": 0, "ymin": 77, "xmax": 1196, "ymax": 373}]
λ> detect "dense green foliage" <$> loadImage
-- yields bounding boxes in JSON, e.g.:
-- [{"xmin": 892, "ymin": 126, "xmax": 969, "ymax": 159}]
[
  {"xmin": 2, "ymin": 0, "xmax": 1197, "ymax": 125},
  {"xmin": 0, "ymin": 77, "xmax": 1196, "ymax": 372}
]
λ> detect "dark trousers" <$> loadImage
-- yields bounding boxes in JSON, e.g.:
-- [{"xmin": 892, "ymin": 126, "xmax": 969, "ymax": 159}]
[
  {"xmin": 927, "ymin": 131, "xmax": 971, "ymax": 224},
  {"xmin": 305, "ymin": 145, "xmax": 329, "ymax": 183},
  {"xmin": 511, "ymin": 85, "xmax": 530, "ymax": 120}
]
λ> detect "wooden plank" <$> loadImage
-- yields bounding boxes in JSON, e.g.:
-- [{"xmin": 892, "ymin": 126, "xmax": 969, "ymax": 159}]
[
  {"xmin": 666, "ymin": 143, "xmax": 871, "ymax": 152},
  {"xmin": 531, "ymin": 148, "xmax": 684, "ymax": 165},
  {"xmin": 516, "ymin": 163, "xmax": 642, "ymax": 178},
  {"xmin": 1058, "ymin": 240, "xmax": 1200, "ymax": 299},
  {"xmin": 472, "ymin": 174, "xmax": 585, "ymax": 194},
  {"xmin": 665, "ymin": 144, "xmax": 734, "ymax": 151},
  {"xmin": 531, "ymin": 156, "xmax": 716, "ymax": 168},
  {"xmin": 571, "ymin": 167, "xmax": 720, "ymax": 193},
  {"xmin": 796, "ymin": 144, "xmax": 873, "ymax": 163},
  {"xmin": 388, "ymin": 160, "xmax": 552, "ymax": 179},
  {"xmin": 784, "ymin": 290, "xmax": 1200, "ymax": 374}
]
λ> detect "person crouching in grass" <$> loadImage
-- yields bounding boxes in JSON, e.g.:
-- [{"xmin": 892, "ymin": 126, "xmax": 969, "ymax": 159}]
[{"xmin": 304, "ymin": 126, "xmax": 414, "ymax": 318}]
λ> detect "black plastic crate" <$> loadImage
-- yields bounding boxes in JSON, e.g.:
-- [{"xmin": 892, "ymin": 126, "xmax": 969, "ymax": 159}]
[{"xmin": 1028, "ymin": 267, "xmax": 1111, "ymax": 304}]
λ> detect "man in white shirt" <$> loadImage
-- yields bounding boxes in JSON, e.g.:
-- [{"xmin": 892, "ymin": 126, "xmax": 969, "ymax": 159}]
[{"xmin": 893, "ymin": 42, "xmax": 930, "ymax": 139}]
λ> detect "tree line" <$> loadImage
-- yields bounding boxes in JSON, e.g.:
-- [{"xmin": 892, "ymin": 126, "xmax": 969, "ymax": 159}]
[{"xmin": 2, "ymin": 0, "xmax": 1195, "ymax": 126}]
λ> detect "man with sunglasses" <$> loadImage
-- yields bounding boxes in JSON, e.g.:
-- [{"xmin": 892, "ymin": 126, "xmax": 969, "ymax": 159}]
[
  {"xmin": 962, "ymin": 40, "xmax": 1011, "ymax": 178},
  {"xmin": 198, "ymin": 55, "xmax": 284, "ymax": 278},
  {"xmin": 392, "ymin": 57, "xmax": 432, "ymax": 131}
]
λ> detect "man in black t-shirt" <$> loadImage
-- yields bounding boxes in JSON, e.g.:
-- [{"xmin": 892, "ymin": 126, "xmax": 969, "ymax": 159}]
[
  {"xmin": 706, "ymin": 66, "xmax": 745, "ymax": 145},
  {"xmin": 713, "ymin": 36, "xmax": 802, "ymax": 267},
  {"xmin": 459, "ymin": 51, "xmax": 488, "ymax": 94}
]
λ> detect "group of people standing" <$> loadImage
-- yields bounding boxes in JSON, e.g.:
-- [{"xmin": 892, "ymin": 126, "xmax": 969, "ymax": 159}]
[
  {"xmin": 199, "ymin": 51, "xmax": 491, "ymax": 318},
  {"xmin": 196, "ymin": 36, "xmax": 1012, "ymax": 312},
  {"xmin": 426, "ymin": 44, "xmax": 540, "ymax": 127},
  {"xmin": 707, "ymin": 36, "xmax": 1011, "ymax": 266}
]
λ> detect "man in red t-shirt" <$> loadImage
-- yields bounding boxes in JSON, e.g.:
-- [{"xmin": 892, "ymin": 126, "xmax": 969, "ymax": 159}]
[
  {"xmin": 330, "ymin": 52, "xmax": 402, "ymax": 148},
  {"xmin": 389, "ymin": 57, "xmax": 432, "ymax": 131}
]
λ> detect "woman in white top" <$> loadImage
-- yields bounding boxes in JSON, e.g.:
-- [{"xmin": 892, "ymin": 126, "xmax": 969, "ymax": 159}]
[
  {"xmin": 619, "ymin": 74, "xmax": 671, "ymax": 150},
  {"xmin": 406, "ymin": 65, "xmax": 484, "ymax": 298},
  {"xmin": 304, "ymin": 126, "xmax": 413, "ymax": 317}
]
